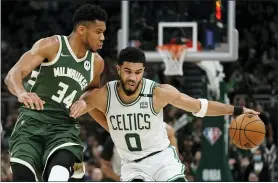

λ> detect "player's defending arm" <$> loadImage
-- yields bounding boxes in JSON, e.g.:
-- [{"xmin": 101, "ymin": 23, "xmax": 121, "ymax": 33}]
[
  {"xmin": 70, "ymin": 85, "xmax": 108, "ymax": 118},
  {"xmin": 154, "ymin": 84, "xmax": 259, "ymax": 117},
  {"xmin": 4, "ymin": 36, "xmax": 59, "ymax": 110}
]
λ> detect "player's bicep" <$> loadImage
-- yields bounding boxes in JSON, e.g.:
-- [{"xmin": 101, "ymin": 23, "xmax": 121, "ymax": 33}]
[
  {"xmin": 7, "ymin": 37, "xmax": 56, "ymax": 79},
  {"xmin": 157, "ymin": 84, "xmax": 200, "ymax": 113},
  {"xmin": 8, "ymin": 50, "xmax": 45, "ymax": 81}
]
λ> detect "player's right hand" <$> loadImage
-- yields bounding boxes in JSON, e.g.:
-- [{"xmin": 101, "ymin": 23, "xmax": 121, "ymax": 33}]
[
  {"xmin": 18, "ymin": 92, "xmax": 45, "ymax": 110},
  {"xmin": 70, "ymin": 99, "xmax": 87, "ymax": 119}
]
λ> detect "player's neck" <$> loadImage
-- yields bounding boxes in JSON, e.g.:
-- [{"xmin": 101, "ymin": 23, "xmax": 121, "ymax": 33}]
[
  {"xmin": 117, "ymin": 81, "xmax": 143, "ymax": 103},
  {"xmin": 67, "ymin": 33, "xmax": 88, "ymax": 59}
]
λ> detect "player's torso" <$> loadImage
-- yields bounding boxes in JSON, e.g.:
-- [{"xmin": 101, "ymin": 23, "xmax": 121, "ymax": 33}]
[
  {"xmin": 21, "ymin": 35, "xmax": 94, "ymax": 123},
  {"xmin": 106, "ymin": 79, "xmax": 170, "ymax": 161}
]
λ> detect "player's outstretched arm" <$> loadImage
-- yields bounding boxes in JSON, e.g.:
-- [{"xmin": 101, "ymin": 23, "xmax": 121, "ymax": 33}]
[
  {"xmin": 154, "ymin": 84, "xmax": 259, "ymax": 117},
  {"xmin": 4, "ymin": 36, "xmax": 59, "ymax": 110}
]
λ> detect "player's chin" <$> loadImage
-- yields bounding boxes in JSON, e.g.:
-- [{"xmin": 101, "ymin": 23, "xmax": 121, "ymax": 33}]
[
  {"xmin": 126, "ymin": 85, "xmax": 136, "ymax": 90},
  {"xmin": 89, "ymin": 45, "xmax": 99, "ymax": 52}
]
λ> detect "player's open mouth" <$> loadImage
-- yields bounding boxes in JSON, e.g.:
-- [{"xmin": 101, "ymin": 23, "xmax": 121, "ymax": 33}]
[{"xmin": 128, "ymin": 82, "xmax": 135, "ymax": 86}]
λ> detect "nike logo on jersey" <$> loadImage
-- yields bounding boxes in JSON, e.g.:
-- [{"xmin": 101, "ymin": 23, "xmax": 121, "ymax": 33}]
[{"xmin": 61, "ymin": 52, "xmax": 70, "ymax": 57}]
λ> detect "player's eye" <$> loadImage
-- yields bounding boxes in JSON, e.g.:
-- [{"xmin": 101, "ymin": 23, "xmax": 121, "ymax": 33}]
[{"xmin": 135, "ymin": 71, "xmax": 141, "ymax": 75}]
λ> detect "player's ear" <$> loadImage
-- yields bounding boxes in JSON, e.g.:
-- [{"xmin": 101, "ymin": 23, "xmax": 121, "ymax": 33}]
[
  {"xmin": 76, "ymin": 25, "xmax": 86, "ymax": 36},
  {"xmin": 116, "ymin": 65, "xmax": 120, "ymax": 75}
]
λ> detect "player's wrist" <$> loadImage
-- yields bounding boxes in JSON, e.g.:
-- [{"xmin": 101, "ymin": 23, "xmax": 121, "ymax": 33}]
[
  {"xmin": 233, "ymin": 106, "xmax": 243, "ymax": 116},
  {"xmin": 16, "ymin": 88, "xmax": 28, "ymax": 97}
]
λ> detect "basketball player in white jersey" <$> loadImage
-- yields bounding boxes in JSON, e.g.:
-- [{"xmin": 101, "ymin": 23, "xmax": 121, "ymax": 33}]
[
  {"xmin": 100, "ymin": 122, "xmax": 178, "ymax": 181},
  {"xmin": 70, "ymin": 47, "xmax": 259, "ymax": 181}
]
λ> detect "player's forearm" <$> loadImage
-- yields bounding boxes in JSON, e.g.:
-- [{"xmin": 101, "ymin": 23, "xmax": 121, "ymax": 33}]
[
  {"xmin": 4, "ymin": 71, "xmax": 26, "ymax": 97},
  {"xmin": 77, "ymin": 91, "xmax": 96, "ymax": 114},
  {"xmin": 80, "ymin": 90, "xmax": 90, "ymax": 99},
  {"xmin": 205, "ymin": 101, "xmax": 234, "ymax": 116}
]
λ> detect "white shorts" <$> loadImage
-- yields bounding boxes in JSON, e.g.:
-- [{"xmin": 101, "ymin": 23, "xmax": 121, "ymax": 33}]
[{"xmin": 120, "ymin": 146, "xmax": 186, "ymax": 181}]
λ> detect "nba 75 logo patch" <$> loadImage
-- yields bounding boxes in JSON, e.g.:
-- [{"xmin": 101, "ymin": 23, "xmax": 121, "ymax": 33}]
[
  {"xmin": 140, "ymin": 101, "xmax": 148, "ymax": 109},
  {"xmin": 203, "ymin": 127, "xmax": 222, "ymax": 145}
]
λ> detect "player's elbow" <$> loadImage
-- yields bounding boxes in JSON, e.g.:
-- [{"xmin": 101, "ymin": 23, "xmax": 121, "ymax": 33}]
[
  {"xmin": 4, "ymin": 70, "xmax": 14, "ymax": 87},
  {"xmin": 4, "ymin": 74, "xmax": 10, "ymax": 86}
]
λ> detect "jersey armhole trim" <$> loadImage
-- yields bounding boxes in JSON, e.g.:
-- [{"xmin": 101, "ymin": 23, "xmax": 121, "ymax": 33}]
[
  {"xmin": 90, "ymin": 53, "xmax": 95, "ymax": 81},
  {"xmin": 149, "ymin": 81, "xmax": 159, "ymax": 115},
  {"xmin": 41, "ymin": 35, "xmax": 62, "ymax": 66},
  {"xmin": 105, "ymin": 84, "xmax": 111, "ymax": 116}
]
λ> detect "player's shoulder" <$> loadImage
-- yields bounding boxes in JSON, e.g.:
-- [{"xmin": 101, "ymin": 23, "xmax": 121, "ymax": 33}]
[
  {"xmin": 93, "ymin": 52, "xmax": 105, "ymax": 75},
  {"xmin": 94, "ymin": 52, "xmax": 104, "ymax": 63},
  {"xmin": 36, "ymin": 35, "xmax": 60, "ymax": 49},
  {"xmin": 142, "ymin": 78, "xmax": 160, "ymax": 88},
  {"xmin": 106, "ymin": 80, "xmax": 118, "ymax": 87},
  {"xmin": 31, "ymin": 35, "xmax": 60, "ymax": 56}
]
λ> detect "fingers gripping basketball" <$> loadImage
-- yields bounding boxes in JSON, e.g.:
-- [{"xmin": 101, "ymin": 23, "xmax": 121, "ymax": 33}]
[{"xmin": 229, "ymin": 114, "xmax": 265, "ymax": 149}]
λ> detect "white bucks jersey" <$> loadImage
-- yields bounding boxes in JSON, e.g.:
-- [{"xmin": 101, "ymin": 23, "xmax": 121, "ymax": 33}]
[{"xmin": 105, "ymin": 78, "xmax": 170, "ymax": 161}]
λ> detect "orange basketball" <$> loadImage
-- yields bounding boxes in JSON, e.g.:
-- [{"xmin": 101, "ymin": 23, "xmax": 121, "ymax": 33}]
[{"xmin": 229, "ymin": 114, "xmax": 265, "ymax": 149}]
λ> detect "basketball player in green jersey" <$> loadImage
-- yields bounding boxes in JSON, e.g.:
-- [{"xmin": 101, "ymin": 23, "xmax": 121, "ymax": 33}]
[
  {"xmin": 5, "ymin": 4, "xmax": 107, "ymax": 182},
  {"xmin": 70, "ymin": 47, "xmax": 260, "ymax": 181}
]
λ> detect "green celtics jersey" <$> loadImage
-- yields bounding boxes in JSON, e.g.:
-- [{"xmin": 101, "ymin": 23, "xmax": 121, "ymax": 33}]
[{"xmin": 20, "ymin": 35, "xmax": 94, "ymax": 124}]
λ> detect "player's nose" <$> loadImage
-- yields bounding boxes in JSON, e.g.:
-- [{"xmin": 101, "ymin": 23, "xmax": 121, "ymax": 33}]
[{"xmin": 100, "ymin": 33, "xmax": 105, "ymax": 41}]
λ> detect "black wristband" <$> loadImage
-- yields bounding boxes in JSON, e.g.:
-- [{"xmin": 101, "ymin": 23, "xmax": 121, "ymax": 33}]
[{"xmin": 233, "ymin": 106, "xmax": 243, "ymax": 116}]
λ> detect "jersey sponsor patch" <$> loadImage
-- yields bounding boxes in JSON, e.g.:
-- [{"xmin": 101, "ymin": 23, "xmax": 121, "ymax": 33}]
[
  {"xmin": 84, "ymin": 60, "xmax": 90, "ymax": 71},
  {"xmin": 140, "ymin": 101, "xmax": 148, "ymax": 109}
]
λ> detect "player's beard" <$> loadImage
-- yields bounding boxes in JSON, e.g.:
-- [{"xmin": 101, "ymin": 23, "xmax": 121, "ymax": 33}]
[
  {"xmin": 84, "ymin": 33, "xmax": 93, "ymax": 51},
  {"xmin": 119, "ymin": 77, "xmax": 142, "ymax": 96}
]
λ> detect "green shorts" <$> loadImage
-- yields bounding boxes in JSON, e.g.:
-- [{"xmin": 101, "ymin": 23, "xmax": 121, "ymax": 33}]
[{"xmin": 9, "ymin": 113, "xmax": 84, "ymax": 181}]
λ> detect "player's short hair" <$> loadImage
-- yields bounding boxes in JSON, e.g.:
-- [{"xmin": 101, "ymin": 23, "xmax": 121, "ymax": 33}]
[
  {"xmin": 72, "ymin": 4, "xmax": 108, "ymax": 29},
  {"xmin": 118, "ymin": 47, "xmax": 146, "ymax": 66}
]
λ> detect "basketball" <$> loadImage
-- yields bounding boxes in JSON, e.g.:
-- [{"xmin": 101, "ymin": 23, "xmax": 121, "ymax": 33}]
[{"xmin": 229, "ymin": 114, "xmax": 265, "ymax": 149}]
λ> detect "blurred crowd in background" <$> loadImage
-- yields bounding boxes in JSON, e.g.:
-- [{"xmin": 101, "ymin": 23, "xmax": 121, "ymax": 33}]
[{"xmin": 1, "ymin": 0, "xmax": 278, "ymax": 182}]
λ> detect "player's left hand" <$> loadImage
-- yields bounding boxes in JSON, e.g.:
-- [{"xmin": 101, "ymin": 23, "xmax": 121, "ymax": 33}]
[
  {"xmin": 243, "ymin": 107, "xmax": 260, "ymax": 115},
  {"xmin": 70, "ymin": 99, "xmax": 87, "ymax": 119}
]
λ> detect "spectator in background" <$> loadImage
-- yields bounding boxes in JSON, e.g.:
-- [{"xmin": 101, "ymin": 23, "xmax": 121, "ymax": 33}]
[
  {"xmin": 248, "ymin": 172, "xmax": 259, "ymax": 182},
  {"xmin": 91, "ymin": 168, "xmax": 103, "ymax": 182},
  {"xmin": 244, "ymin": 148, "xmax": 269, "ymax": 181}
]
